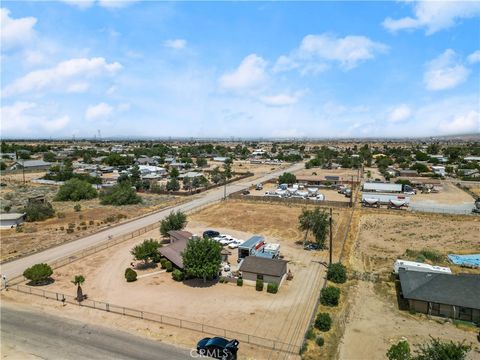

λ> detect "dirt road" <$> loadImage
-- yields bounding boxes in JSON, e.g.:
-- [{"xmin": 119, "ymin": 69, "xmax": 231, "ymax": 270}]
[{"xmin": 1, "ymin": 162, "xmax": 304, "ymax": 280}]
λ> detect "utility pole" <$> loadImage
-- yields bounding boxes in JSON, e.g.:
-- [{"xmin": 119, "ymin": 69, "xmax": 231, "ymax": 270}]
[
  {"xmin": 329, "ymin": 207, "xmax": 333, "ymax": 266},
  {"xmin": 350, "ymin": 175, "xmax": 353, "ymax": 208},
  {"xmin": 223, "ymin": 178, "xmax": 227, "ymax": 200}
]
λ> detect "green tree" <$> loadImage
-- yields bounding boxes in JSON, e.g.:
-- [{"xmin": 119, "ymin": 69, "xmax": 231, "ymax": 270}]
[
  {"xmin": 182, "ymin": 237, "xmax": 222, "ymax": 282},
  {"xmin": 55, "ymin": 178, "xmax": 98, "ymax": 201},
  {"xmin": 99, "ymin": 182, "xmax": 142, "ymax": 206},
  {"xmin": 327, "ymin": 263, "xmax": 347, "ymax": 284},
  {"xmin": 169, "ymin": 167, "xmax": 180, "ymax": 179},
  {"xmin": 130, "ymin": 165, "xmax": 141, "ymax": 185},
  {"xmin": 131, "ymin": 239, "xmax": 161, "ymax": 265},
  {"xmin": 278, "ymin": 172, "xmax": 296, "ymax": 185},
  {"xmin": 0, "ymin": 161, "xmax": 6, "ymax": 171},
  {"xmin": 314, "ymin": 312, "xmax": 332, "ymax": 332},
  {"xmin": 23, "ymin": 263, "xmax": 53, "ymax": 285},
  {"xmin": 172, "ymin": 269, "xmax": 184, "ymax": 281},
  {"xmin": 160, "ymin": 211, "xmax": 187, "ymax": 237},
  {"xmin": 72, "ymin": 275, "xmax": 85, "ymax": 302},
  {"xmin": 25, "ymin": 202, "xmax": 55, "ymax": 222},
  {"xmin": 196, "ymin": 157, "xmax": 207, "ymax": 167},
  {"xmin": 166, "ymin": 178, "xmax": 180, "ymax": 191},
  {"xmin": 320, "ymin": 286, "xmax": 340, "ymax": 306},
  {"xmin": 298, "ymin": 208, "xmax": 329, "ymax": 248},
  {"xmin": 410, "ymin": 163, "xmax": 430, "ymax": 174},
  {"xmin": 43, "ymin": 152, "xmax": 56, "ymax": 162},
  {"xmin": 387, "ymin": 340, "xmax": 411, "ymax": 360},
  {"xmin": 414, "ymin": 338, "xmax": 471, "ymax": 360}
]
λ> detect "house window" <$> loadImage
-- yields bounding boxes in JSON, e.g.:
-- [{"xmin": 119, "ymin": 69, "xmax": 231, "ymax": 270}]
[
  {"xmin": 257, "ymin": 274, "xmax": 264, "ymax": 281},
  {"xmin": 459, "ymin": 307, "xmax": 472, "ymax": 321}
]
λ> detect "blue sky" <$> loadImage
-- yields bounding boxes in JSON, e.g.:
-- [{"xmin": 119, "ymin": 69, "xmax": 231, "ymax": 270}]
[{"xmin": 1, "ymin": 0, "xmax": 479, "ymax": 138}]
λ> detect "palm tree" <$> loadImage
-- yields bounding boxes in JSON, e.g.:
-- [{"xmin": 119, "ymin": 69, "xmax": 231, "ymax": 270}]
[
  {"xmin": 298, "ymin": 208, "xmax": 315, "ymax": 246},
  {"xmin": 72, "ymin": 275, "xmax": 85, "ymax": 302}
]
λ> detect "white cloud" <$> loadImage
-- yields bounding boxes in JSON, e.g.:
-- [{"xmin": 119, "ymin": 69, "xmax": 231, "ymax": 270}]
[
  {"xmin": 260, "ymin": 92, "xmax": 303, "ymax": 107},
  {"xmin": 163, "ymin": 39, "xmax": 187, "ymax": 50},
  {"xmin": 467, "ymin": 50, "xmax": 480, "ymax": 64},
  {"xmin": 383, "ymin": 1, "xmax": 480, "ymax": 34},
  {"xmin": 67, "ymin": 82, "xmax": 90, "ymax": 93},
  {"xmin": 439, "ymin": 110, "xmax": 480, "ymax": 134},
  {"xmin": 274, "ymin": 33, "xmax": 387, "ymax": 74},
  {"xmin": 424, "ymin": 49, "xmax": 470, "ymax": 91},
  {"xmin": 85, "ymin": 101, "xmax": 130, "ymax": 121},
  {"xmin": 388, "ymin": 104, "xmax": 412, "ymax": 122},
  {"xmin": 0, "ymin": 101, "xmax": 70, "ymax": 135},
  {"xmin": 0, "ymin": 8, "xmax": 37, "ymax": 50},
  {"xmin": 3, "ymin": 57, "xmax": 122, "ymax": 97},
  {"xmin": 85, "ymin": 102, "xmax": 114, "ymax": 121},
  {"xmin": 218, "ymin": 54, "xmax": 268, "ymax": 91}
]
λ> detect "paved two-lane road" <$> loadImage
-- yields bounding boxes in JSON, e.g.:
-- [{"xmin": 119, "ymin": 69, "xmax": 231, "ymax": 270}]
[
  {"xmin": 1, "ymin": 305, "xmax": 192, "ymax": 359},
  {"xmin": 1, "ymin": 162, "xmax": 304, "ymax": 279}
]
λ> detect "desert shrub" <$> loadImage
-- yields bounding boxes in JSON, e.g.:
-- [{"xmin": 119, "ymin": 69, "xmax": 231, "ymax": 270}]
[
  {"xmin": 68, "ymin": 223, "xmax": 75, "ymax": 228},
  {"xmin": 116, "ymin": 213, "xmax": 127, "ymax": 220},
  {"xmin": 23, "ymin": 263, "xmax": 53, "ymax": 285},
  {"xmin": 320, "ymin": 286, "xmax": 340, "ymax": 306},
  {"xmin": 66, "ymin": 228, "xmax": 74, "ymax": 234},
  {"xmin": 60, "ymin": 226, "xmax": 64, "ymax": 230},
  {"xmin": 89, "ymin": 220, "xmax": 94, "ymax": 225},
  {"xmin": 57, "ymin": 212, "xmax": 66, "ymax": 219},
  {"xmin": 267, "ymin": 282, "xmax": 279, "ymax": 294},
  {"xmin": 405, "ymin": 249, "xmax": 444, "ymax": 263},
  {"xmin": 219, "ymin": 276, "xmax": 226, "ymax": 283},
  {"xmin": 25, "ymin": 202, "xmax": 55, "ymax": 222},
  {"xmin": 316, "ymin": 336, "xmax": 325, "ymax": 347},
  {"xmin": 16, "ymin": 226, "xmax": 24, "ymax": 233},
  {"xmin": 80, "ymin": 221, "xmax": 86, "ymax": 226},
  {"xmin": 165, "ymin": 260, "xmax": 173, "ymax": 272},
  {"xmin": 237, "ymin": 278, "xmax": 243, "ymax": 286},
  {"xmin": 105, "ymin": 215, "xmax": 116, "ymax": 223},
  {"xmin": 99, "ymin": 182, "xmax": 141, "ymax": 206},
  {"xmin": 306, "ymin": 328, "xmax": 315, "ymax": 340},
  {"xmin": 74, "ymin": 204, "xmax": 81, "ymax": 212},
  {"xmin": 299, "ymin": 343, "xmax": 307, "ymax": 355},
  {"xmin": 124, "ymin": 268, "xmax": 137, "ymax": 282},
  {"xmin": 256, "ymin": 279, "xmax": 264, "ymax": 291},
  {"xmin": 327, "ymin": 262, "xmax": 347, "ymax": 284},
  {"xmin": 55, "ymin": 179, "xmax": 97, "ymax": 201},
  {"xmin": 387, "ymin": 340, "xmax": 411, "ymax": 360},
  {"xmin": 172, "ymin": 269, "xmax": 184, "ymax": 281},
  {"xmin": 314, "ymin": 313, "xmax": 331, "ymax": 332},
  {"xmin": 81, "ymin": 226, "xmax": 87, "ymax": 230}
]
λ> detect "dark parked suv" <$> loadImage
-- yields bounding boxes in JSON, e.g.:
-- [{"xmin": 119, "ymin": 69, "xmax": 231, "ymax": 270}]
[
  {"xmin": 197, "ymin": 337, "xmax": 239, "ymax": 360},
  {"xmin": 203, "ymin": 230, "xmax": 220, "ymax": 239}
]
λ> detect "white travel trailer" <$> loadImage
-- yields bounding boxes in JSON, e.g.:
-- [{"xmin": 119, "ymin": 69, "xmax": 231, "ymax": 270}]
[
  {"xmin": 363, "ymin": 182, "xmax": 403, "ymax": 193},
  {"xmin": 393, "ymin": 259, "xmax": 452, "ymax": 275}
]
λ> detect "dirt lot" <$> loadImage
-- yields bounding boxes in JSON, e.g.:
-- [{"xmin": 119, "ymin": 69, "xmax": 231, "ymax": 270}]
[
  {"xmin": 249, "ymin": 182, "xmax": 350, "ymax": 202},
  {"xmin": 293, "ymin": 168, "xmax": 359, "ymax": 182},
  {"xmin": 338, "ymin": 281, "xmax": 480, "ymax": 360},
  {"xmin": 14, "ymin": 201, "xmax": 350, "ymax": 358},
  {"xmin": 411, "ymin": 181, "xmax": 475, "ymax": 206},
  {"xmin": 350, "ymin": 211, "xmax": 480, "ymax": 275},
  {"xmin": 0, "ymin": 179, "xmax": 182, "ymax": 262},
  {"xmin": 338, "ymin": 210, "xmax": 480, "ymax": 360}
]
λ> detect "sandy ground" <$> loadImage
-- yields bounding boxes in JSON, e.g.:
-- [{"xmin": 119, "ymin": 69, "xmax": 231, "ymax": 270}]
[
  {"xmin": 10, "ymin": 201, "xmax": 349, "ymax": 357},
  {"xmin": 293, "ymin": 168, "xmax": 359, "ymax": 182},
  {"xmin": 0, "ymin": 186, "xmax": 183, "ymax": 262},
  {"xmin": 250, "ymin": 182, "xmax": 350, "ymax": 202},
  {"xmin": 337, "ymin": 210, "xmax": 480, "ymax": 360},
  {"xmin": 338, "ymin": 281, "xmax": 480, "ymax": 360},
  {"xmin": 350, "ymin": 211, "xmax": 480, "ymax": 275},
  {"xmin": 411, "ymin": 181, "xmax": 475, "ymax": 205}
]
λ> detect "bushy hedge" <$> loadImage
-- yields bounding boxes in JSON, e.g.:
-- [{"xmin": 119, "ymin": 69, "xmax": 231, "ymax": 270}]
[
  {"xmin": 314, "ymin": 313, "xmax": 332, "ymax": 332},
  {"xmin": 327, "ymin": 262, "xmax": 347, "ymax": 284},
  {"xmin": 55, "ymin": 178, "xmax": 97, "ymax": 201},
  {"xmin": 237, "ymin": 278, "xmax": 243, "ymax": 286},
  {"xmin": 320, "ymin": 286, "xmax": 340, "ymax": 306},
  {"xmin": 25, "ymin": 202, "xmax": 55, "ymax": 222},
  {"xmin": 124, "ymin": 268, "xmax": 137, "ymax": 282},
  {"xmin": 316, "ymin": 336, "xmax": 325, "ymax": 347},
  {"xmin": 267, "ymin": 282, "xmax": 279, "ymax": 294},
  {"xmin": 165, "ymin": 260, "xmax": 173, "ymax": 272},
  {"xmin": 23, "ymin": 263, "xmax": 53, "ymax": 285},
  {"xmin": 172, "ymin": 269, "xmax": 184, "ymax": 281},
  {"xmin": 99, "ymin": 182, "xmax": 142, "ymax": 206},
  {"xmin": 256, "ymin": 279, "xmax": 264, "ymax": 291}
]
